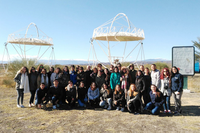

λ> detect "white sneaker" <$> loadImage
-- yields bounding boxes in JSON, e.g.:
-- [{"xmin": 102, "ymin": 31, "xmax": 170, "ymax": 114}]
[
  {"xmin": 53, "ymin": 105, "xmax": 56, "ymax": 109},
  {"xmin": 20, "ymin": 105, "xmax": 25, "ymax": 108},
  {"xmin": 17, "ymin": 105, "xmax": 21, "ymax": 108},
  {"xmin": 31, "ymin": 103, "xmax": 35, "ymax": 106},
  {"xmin": 29, "ymin": 104, "xmax": 31, "ymax": 107}
]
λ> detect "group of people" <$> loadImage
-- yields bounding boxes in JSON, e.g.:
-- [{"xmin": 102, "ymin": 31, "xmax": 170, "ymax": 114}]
[{"xmin": 14, "ymin": 63, "xmax": 183, "ymax": 115}]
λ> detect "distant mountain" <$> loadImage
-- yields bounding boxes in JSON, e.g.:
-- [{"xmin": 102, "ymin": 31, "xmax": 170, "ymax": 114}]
[{"xmin": 1, "ymin": 59, "xmax": 171, "ymax": 65}]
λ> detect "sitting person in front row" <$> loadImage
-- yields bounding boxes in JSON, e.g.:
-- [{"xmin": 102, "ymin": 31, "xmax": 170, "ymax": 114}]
[
  {"xmin": 99, "ymin": 83, "xmax": 112, "ymax": 110},
  {"xmin": 88, "ymin": 82, "xmax": 100, "ymax": 108},
  {"xmin": 47, "ymin": 79, "xmax": 63, "ymax": 109},
  {"xmin": 77, "ymin": 81, "xmax": 88, "ymax": 107},
  {"xmin": 113, "ymin": 84, "xmax": 125, "ymax": 112},
  {"xmin": 127, "ymin": 84, "xmax": 142, "ymax": 114},
  {"xmin": 35, "ymin": 83, "xmax": 48, "ymax": 109},
  {"xmin": 143, "ymin": 84, "xmax": 164, "ymax": 115},
  {"xmin": 65, "ymin": 80, "xmax": 77, "ymax": 108}
]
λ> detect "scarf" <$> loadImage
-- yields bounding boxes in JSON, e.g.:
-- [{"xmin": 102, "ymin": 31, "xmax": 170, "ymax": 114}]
[{"xmin": 19, "ymin": 73, "xmax": 30, "ymax": 93}]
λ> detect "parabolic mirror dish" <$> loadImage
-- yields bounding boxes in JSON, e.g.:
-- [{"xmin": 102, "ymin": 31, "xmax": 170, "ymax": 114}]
[{"xmin": 92, "ymin": 13, "xmax": 145, "ymax": 42}]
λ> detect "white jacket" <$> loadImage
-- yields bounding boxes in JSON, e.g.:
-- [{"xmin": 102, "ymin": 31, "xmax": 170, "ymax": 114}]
[{"xmin": 151, "ymin": 69, "xmax": 161, "ymax": 89}]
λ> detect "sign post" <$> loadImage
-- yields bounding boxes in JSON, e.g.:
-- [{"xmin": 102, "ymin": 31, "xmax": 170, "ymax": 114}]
[{"xmin": 172, "ymin": 46, "xmax": 195, "ymax": 90}]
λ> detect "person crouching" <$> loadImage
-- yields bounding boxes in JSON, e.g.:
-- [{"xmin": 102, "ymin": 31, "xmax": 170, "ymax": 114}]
[
  {"xmin": 35, "ymin": 83, "xmax": 48, "ymax": 109},
  {"xmin": 47, "ymin": 79, "xmax": 62, "ymax": 109},
  {"xmin": 65, "ymin": 80, "xmax": 77, "ymax": 108},
  {"xmin": 87, "ymin": 82, "xmax": 100, "ymax": 108}
]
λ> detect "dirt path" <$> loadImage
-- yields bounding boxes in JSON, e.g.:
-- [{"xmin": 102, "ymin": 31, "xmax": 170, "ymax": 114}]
[{"xmin": 0, "ymin": 87, "xmax": 199, "ymax": 133}]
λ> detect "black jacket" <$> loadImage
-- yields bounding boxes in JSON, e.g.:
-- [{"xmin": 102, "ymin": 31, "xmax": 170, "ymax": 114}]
[
  {"xmin": 95, "ymin": 75, "xmax": 105, "ymax": 89},
  {"xmin": 135, "ymin": 76, "xmax": 146, "ymax": 93},
  {"xmin": 77, "ymin": 71, "xmax": 86, "ymax": 86},
  {"xmin": 66, "ymin": 86, "xmax": 76, "ymax": 99},
  {"xmin": 78, "ymin": 87, "xmax": 87, "ymax": 100},
  {"xmin": 113, "ymin": 91, "xmax": 125, "ymax": 102},
  {"xmin": 48, "ymin": 85, "xmax": 63, "ymax": 100},
  {"xmin": 144, "ymin": 75, "xmax": 151, "ymax": 94},
  {"xmin": 129, "ymin": 70, "xmax": 137, "ymax": 84}
]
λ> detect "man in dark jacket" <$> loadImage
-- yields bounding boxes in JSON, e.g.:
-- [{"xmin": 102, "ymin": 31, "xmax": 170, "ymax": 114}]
[
  {"xmin": 95, "ymin": 70, "xmax": 105, "ymax": 90},
  {"xmin": 35, "ymin": 83, "xmax": 48, "ymax": 108},
  {"xmin": 47, "ymin": 79, "xmax": 63, "ymax": 109},
  {"xmin": 85, "ymin": 65, "xmax": 93, "ymax": 89}
]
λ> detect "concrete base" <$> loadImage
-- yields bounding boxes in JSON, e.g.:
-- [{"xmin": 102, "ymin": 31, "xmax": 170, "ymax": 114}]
[{"xmin": 183, "ymin": 89, "xmax": 191, "ymax": 93}]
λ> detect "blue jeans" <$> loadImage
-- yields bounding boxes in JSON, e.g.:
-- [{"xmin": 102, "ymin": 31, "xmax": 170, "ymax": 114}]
[
  {"xmin": 99, "ymin": 98, "xmax": 112, "ymax": 108},
  {"xmin": 144, "ymin": 102, "xmax": 160, "ymax": 115},
  {"xmin": 163, "ymin": 96, "xmax": 170, "ymax": 111}
]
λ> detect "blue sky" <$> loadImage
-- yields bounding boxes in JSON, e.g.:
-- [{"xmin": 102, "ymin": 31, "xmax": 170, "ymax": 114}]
[{"xmin": 0, "ymin": 0, "xmax": 200, "ymax": 63}]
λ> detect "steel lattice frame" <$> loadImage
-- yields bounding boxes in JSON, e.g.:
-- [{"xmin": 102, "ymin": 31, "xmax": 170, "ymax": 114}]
[
  {"xmin": 2, "ymin": 23, "xmax": 55, "ymax": 72},
  {"xmin": 88, "ymin": 13, "xmax": 145, "ymax": 68}
]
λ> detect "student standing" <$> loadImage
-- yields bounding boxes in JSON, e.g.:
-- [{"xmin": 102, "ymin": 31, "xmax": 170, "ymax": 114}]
[
  {"xmin": 28, "ymin": 67, "xmax": 38, "ymax": 107},
  {"xmin": 135, "ymin": 70, "xmax": 146, "ymax": 105},
  {"xmin": 77, "ymin": 67, "xmax": 86, "ymax": 87},
  {"xmin": 90, "ymin": 67, "xmax": 98, "ymax": 83},
  {"xmin": 70, "ymin": 65, "xmax": 77, "ymax": 85},
  {"xmin": 129, "ymin": 64, "xmax": 137, "ymax": 84},
  {"xmin": 160, "ymin": 68, "xmax": 172, "ymax": 113},
  {"xmin": 143, "ymin": 67, "xmax": 151, "ymax": 106},
  {"xmin": 171, "ymin": 66, "xmax": 183, "ymax": 114},
  {"xmin": 110, "ymin": 67, "xmax": 121, "ymax": 91},
  {"xmin": 14, "ymin": 66, "xmax": 30, "ymax": 108},
  {"xmin": 85, "ymin": 65, "xmax": 93, "ymax": 89},
  {"xmin": 120, "ymin": 66, "xmax": 130, "ymax": 99},
  {"xmin": 104, "ymin": 68, "xmax": 110, "ymax": 86},
  {"xmin": 37, "ymin": 68, "xmax": 49, "ymax": 89},
  {"xmin": 151, "ymin": 64, "xmax": 161, "ymax": 89},
  {"xmin": 50, "ymin": 67, "xmax": 62, "ymax": 86},
  {"xmin": 95, "ymin": 70, "xmax": 105, "ymax": 90}
]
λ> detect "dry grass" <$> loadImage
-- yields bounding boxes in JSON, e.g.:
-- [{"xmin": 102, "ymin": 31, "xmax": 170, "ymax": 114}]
[
  {"xmin": 188, "ymin": 73, "xmax": 200, "ymax": 92},
  {"xmin": 0, "ymin": 86, "xmax": 200, "ymax": 133}
]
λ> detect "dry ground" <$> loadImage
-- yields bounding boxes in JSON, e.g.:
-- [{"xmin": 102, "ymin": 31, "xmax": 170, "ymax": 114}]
[{"xmin": 0, "ymin": 87, "xmax": 200, "ymax": 133}]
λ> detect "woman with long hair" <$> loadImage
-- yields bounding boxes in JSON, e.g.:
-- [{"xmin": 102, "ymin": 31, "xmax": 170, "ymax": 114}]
[
  {"xmin": 171, "ymin": 66, "xmax": 183, "ymax": 114},
  {"xmin": 104, "ymin": 68, "xmax": 110, "ymax": 86},
  {"xmin": 160, "ymin": 68, "xmax": 172, "ymax": 113},
  {"xmin": 37, "ymin": 68, "xmax": 49, "ymax": 89},
  {"xmin": 120, "ymin": 66, "xmax": 130, "ymax": 99},
  {"xmin": 110, "ymin": 66, "xmax": 121, "ymax": 91},
  {"xmin": 99, "ymin": 83, "xmax": 112, "ymax": 110},
  {"xmin": 135, "ymin": 70, "xmax": 146, "ymax": 105},
  {"xmin": 127, "ymin": 84, "xmax": 142, "ymax": 114},
  {"xmin": 88, "ymin": 82, "xmax": 100, "ymax": 108},
  {"xmin": 144, "ymin": 84, "xmax": 164, "ymax": 115},
  {"xmin": 14, "ymin": 66, "xmax": 29, "ymax": 108},
  {"xmin": 36, "ymin": 64, "xmax": 44, "ymax": 74},
  {"xmin": 28, "ymin": 66, "xmax": 38, "ymax": 107},
  {"xmin": 113, "ymin": 84, "xmax": 125, "ymax": 112},
  {"xmin": 90, "ymin": 67, "xmax": 98, "ymax": 83},
  {"xmin": 143, "ymin": 67, "xmax": 151, "ymax": 106},
  {"xmin": 50, "ymin": 67, "xmax": 62, "ymax": 86}
]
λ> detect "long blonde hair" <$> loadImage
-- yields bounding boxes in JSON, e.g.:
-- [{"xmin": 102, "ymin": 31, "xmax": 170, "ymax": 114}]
[{"xmin": 129, "ymin": 84, "xmax": 137, "ymax": 97}]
